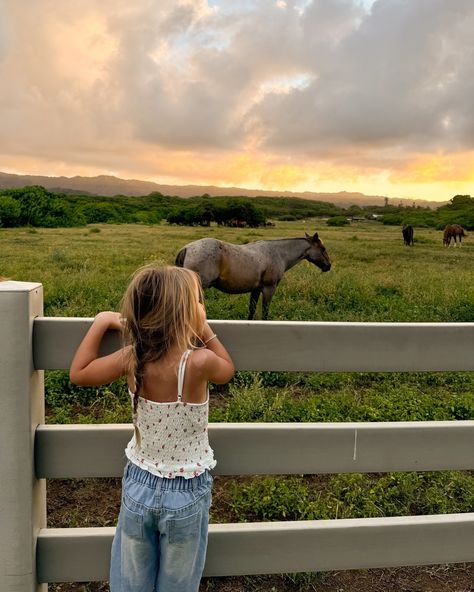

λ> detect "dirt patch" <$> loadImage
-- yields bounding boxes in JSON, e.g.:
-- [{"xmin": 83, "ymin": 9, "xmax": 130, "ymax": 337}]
[{"xmin": 48, "ymin": 566, "xmax": 474, "ymax": 592}]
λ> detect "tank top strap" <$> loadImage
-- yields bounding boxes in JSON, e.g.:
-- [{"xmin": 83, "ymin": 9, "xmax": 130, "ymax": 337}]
[{"xmin": 177, "ymin": 349, "xmax": 192, "ymax": 402}]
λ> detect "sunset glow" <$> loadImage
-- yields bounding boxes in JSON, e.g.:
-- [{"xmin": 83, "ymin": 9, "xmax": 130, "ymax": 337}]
[{"xmin": 1, "ymin": 0, "xmax": 473, "ymax": 202}]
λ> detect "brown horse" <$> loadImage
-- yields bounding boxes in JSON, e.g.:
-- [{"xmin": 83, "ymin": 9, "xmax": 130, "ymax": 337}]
[
  {"xmin": 443, "ymin": 224, "xmax": 467, "ymax": 247},
  {"xmin": 175, "ymin": 232, "xmax": 331, "ymax": 319}
]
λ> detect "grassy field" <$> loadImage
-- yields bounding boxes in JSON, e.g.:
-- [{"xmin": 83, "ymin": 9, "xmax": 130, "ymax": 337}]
[
  {"xmin": 2, "ymin": 220, "xmax": 474, "ymax": 591},
  {"xmin": 3, "ymin": 221, "xmax": 474, "ymax": 321}
]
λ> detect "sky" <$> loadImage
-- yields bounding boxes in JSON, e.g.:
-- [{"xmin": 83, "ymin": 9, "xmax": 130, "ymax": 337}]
[{"xmin": 1, "ymin": 0, "xmax": 473, "ymax": 202}]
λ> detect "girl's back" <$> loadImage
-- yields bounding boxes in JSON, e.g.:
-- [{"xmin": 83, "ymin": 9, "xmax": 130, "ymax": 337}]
[
  {"xmin": 126, "ymin": 348, "xmax": 216, "ymax": 480},
  {"xmin": 135, "ymin": 347, "xmax": 209, "ymax": 405}
]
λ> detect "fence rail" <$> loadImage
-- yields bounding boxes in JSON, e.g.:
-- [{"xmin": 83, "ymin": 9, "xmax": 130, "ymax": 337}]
[
  {"xmin": 35, "ymin": 421, "xmax": 474, "ymax": 478},
  {"xmin": 1, "ymin": 281, "xmax": 473, "ymax": 591},
  {"xmin": 33, "ymin": 316, "xmax": 474, "ymax": 372},
  {"xmin": 37, "ymin": 513, "xmax": 474, "ymax": 582}
]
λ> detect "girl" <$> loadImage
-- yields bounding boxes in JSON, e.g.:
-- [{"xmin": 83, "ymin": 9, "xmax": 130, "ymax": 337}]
[{"xmin": 70, "ymin": 265, "xmax": 235, "ymax": 592}]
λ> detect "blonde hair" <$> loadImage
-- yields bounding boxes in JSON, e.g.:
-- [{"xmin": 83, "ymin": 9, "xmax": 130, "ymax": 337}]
[{"xmin": 121, "ymin": 264, "xmax": 204, "ymax": 419}]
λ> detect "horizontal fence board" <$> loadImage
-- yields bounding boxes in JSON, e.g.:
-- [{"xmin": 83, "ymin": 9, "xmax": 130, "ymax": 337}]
[
  {"xmin": 35, "ymin": 421, "xmax": 474, "ymax": 478},
  {"xmin": 37, "ymin": 513, "xmax": 474, "ymax": 582},
  {"xmin": 33, "ymin": 317, "xmax": 474, "ymax": 372}
]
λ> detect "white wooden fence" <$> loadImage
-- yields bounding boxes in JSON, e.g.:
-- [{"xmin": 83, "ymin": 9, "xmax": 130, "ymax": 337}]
[{"xmin": 1, "ymin": 281, "xmax": 473, "ymax": 591}]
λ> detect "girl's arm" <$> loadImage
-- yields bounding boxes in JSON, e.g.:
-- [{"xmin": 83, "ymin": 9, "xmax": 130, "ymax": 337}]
[
  {"xmin": 70, "ymin": 311, "xmax": 130, "ymax": 386},
  {"xmin": 200, "ymin": 321, "xmax": 235, "ymax": 384}
]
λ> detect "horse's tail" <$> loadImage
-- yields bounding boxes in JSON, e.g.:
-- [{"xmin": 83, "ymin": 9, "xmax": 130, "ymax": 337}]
[
  {"xmin": 462, "ymin": 228, "xmax": 467, "ymax": 236},
  {"xmin": 175, "ymin": 247, "xmax": 187, "ymax": 267}
]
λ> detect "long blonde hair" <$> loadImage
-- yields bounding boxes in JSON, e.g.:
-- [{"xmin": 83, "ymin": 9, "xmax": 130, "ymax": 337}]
[{"xmin": 121, "ymin": 264, "xmax": 204, "ymax": 417}]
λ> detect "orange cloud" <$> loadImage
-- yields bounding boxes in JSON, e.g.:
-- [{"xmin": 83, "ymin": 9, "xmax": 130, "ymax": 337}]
[
  {"xmin": 3, "ymin": 145, "xmax": 470, "ymax": 204},
  {"xmin": 391, "ymin": 152, "xmax": 474, "ymax": 184}
]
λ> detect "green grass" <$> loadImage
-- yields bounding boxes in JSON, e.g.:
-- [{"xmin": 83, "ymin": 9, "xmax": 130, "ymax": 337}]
[
  {"xmin": 2, "ymin": 220, "xmax": 474, "ymax": 528},
  {"xmin": 2, "ymin": 221, "xmax": 474, "ymax": 320},
  {"xmin": 225, "ymin": 471, "xmax": 474, "ymax": 522},
  {"xmin": 3, "ymin": 220, "xmax": 473, "ymax": 425},
  {"xmin": 210, "ymin": 373, "xmax": 474, "ymax": 423}
]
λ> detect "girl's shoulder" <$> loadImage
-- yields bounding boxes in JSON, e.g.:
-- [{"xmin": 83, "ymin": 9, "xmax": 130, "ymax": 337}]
[
  {"xmin": 188, "ymin": 347, "xmax": 221, "ymax": 373},
  {"xmin": 188, "ymin": 347, "xmax": 213, "ymax": 370},
  {"xmin": 188, "ymin": 347, "xmax": 234, "ymax": 384}
]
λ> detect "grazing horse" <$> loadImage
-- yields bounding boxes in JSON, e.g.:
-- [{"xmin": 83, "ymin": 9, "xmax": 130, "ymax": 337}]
[
  {"xmin": 402, "ymin": 225, "xmax": 414, "ymax": 246},
  {"xmin": 175, "ymin": 232, "xmax": 331, "ymax": 320},
  {"xmin": 443, "ymin": 224, "xmax": 467, "ymax": 247}
]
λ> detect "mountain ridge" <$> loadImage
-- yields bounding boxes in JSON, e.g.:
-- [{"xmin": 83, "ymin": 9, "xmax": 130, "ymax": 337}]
[{"xmin": 0, "ymin": 171, "xmax": 445, "ymax": 208}]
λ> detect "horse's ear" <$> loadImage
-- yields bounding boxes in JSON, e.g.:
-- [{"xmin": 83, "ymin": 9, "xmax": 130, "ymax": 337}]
[
  {"xmin": 313, "ymin": 232, "xmax": 319, "ymax": 242},
  {"xmin": 305, "ymin": 232, "xmax": 311, "ymax": 241}
]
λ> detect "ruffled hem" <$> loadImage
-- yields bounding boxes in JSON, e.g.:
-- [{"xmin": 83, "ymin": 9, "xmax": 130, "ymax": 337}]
[{"xmin": 125, "ymin": 447, "xmax": 216, "ymax": 480}]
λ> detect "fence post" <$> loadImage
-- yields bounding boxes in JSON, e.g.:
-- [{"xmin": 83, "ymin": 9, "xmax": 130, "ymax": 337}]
[{"xmin": 0, "ymin": 281, "xmax": 46, "ymax": 592}]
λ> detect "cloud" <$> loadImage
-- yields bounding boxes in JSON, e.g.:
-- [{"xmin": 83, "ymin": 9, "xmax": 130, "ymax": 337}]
[
  {"xmin": 0, "ymin": 0, "xmax": 474, "ymax": 197},
  {"xmin": 254, "ymin": 0, "xmax": 474, "ymax": 158}
]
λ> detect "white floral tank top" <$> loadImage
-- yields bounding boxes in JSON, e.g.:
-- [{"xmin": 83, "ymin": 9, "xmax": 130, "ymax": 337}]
[{"xmin": 125, "ymin": 349, "xmax": 216, "ymax": 479}]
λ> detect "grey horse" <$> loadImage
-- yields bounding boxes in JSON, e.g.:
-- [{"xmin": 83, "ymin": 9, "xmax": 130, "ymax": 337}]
[{"xmin": 175, "ymin": 232, "xmax": 331, "ymax": 320}]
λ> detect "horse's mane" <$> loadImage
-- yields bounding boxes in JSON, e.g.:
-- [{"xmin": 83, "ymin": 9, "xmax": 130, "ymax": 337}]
[{"xmin": 251, "ymin": 237, "xmax": 309, "ymax": 244}]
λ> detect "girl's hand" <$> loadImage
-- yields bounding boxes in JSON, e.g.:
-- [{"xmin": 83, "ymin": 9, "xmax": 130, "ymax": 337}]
[{"xmin": 95, "ymin": 311, "xmax": 123, "ymax": 331}]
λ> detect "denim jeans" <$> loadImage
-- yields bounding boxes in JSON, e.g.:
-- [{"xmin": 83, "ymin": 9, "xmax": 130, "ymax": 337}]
[{"xmin": 110, "ymin": 461, "xmax": 213, "ymax": 592}]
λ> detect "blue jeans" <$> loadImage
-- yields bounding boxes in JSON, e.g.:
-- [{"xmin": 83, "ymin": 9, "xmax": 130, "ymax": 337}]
[{"xmin": 110, "ymin": 461, "xmax": 213, "ymax": 592}]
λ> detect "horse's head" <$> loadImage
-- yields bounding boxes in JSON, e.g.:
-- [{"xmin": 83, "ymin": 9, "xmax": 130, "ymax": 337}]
[{"xmin": 304, "ymin": 232, "xmax": 331, "ymax": 272}]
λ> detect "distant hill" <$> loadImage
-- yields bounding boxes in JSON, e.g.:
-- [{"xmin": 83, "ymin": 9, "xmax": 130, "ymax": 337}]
[{"xmin": 0, "ymin": 171, "xmax": 445, "ymax": 208}]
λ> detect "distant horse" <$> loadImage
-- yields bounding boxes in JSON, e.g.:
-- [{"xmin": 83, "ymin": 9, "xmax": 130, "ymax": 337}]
[
  {"xmin": 402, "ymin": 225, "xmax": 414, "ymax": 246},
  {"xmin": 175, "ymin": 232, "xmax": 331, "ymax": 320},
  {"xmin": 443, "ymin": 224, "xmax": 466, "ymax": 247}
]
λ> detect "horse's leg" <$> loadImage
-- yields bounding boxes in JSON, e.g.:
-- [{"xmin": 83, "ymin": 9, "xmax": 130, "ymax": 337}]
[
  {"xmin": 262, "ymin": 285, "xmax": 277, "ymax": 321},
  {"xmin": 248, "ymin": 288, "xmax": 261, "ymax": 320}
]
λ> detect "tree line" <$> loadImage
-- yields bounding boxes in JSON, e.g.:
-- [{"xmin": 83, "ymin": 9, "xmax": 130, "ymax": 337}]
[
  {"xmin": 0, "ymin": 186, "xmax": 342, "ymax": 228},
  {"xmin": 381, "ymin": 195, "xmax": 474, "ymax": 230},
  {"xmin": 0, "ymin": 185, "xmax": 473, "ymax": 230}
]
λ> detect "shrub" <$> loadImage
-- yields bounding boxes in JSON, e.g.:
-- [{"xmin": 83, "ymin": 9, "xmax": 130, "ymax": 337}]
[{"xmin": 326, "ymin": 216, "xmax": 349, "ymax": 227}]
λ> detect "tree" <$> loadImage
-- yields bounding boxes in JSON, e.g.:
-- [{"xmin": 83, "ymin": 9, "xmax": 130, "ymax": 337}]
[
  {"xmin": 0, "ymin": 186, "xmax": 82, "ymax": 227},
  {"xmin": 0, "ymin": 196, "xmax": 21, "ymax": 227},
  {"xmin": 450, "ymin": 195, "xmax": 472, "ymax": 207},
  {"xmin": 78, "ymin": 202, "xmax": 120, "ymax": 224},
  {"xmin": 192, "ymin": 204, "xmax": 214, "ymax": 226},
  {"xmin": 222, "ymin": 200, "xmax": 266, "ymax": 227},
  {"xmin": 347, "ymin": 205, "xmax": 363, "ymax": 217}
]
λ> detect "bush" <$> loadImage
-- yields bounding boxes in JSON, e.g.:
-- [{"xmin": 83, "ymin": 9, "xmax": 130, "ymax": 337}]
[
  {"xmin": 326, "ymin": 216, "xmax": 349, "ymax": 227},
  {"xmin": 0, "ymin": 196, "xmax": 21, "ymax": 227}
]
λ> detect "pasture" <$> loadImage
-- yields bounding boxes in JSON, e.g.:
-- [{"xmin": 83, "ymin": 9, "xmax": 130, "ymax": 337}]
[
  {"xmin": 3, "ymin": 221, "xmax": 474, "ymax": 321},
  {"xmin": 2, "ymin": 220, "xmax": 474, "ymax": 591}
]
